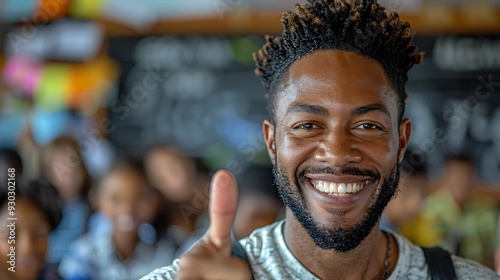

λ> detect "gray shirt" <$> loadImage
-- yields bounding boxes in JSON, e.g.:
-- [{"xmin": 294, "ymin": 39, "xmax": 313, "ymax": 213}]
[
  {"xmin": 59, "ymin": 232, "xmax": 176, "ymax": 280},
  {"xmin": 141, "ymin": 220, "xmax": 499, "ymax": 280}
]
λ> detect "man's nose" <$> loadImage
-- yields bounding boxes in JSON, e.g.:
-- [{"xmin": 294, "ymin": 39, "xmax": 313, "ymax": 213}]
[{"xmin": 314, "ymin": 128, "xmax": 362, "ymax": 167}]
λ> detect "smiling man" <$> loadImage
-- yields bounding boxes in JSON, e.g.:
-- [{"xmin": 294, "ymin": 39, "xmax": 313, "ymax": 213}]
[{"xmin": 141, "ymin": 0, "xmax": 498, "ymax": 279}]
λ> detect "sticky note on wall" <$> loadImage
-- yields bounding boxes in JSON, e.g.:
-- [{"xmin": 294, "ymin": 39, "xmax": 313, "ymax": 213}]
[
  {"xmin": 2, "ymin": 55, "xmax": 42, "ymax": 98},
  {"xmin": 68, "ymin": 63, "xmax": 98, "ymax": 108},
  {"xmin": 34, "ymin": 0, "xmax": 71, "ymax": 22},
  {"xmin": 70, "ymin": 0, "xmax": 105, "ymax": 18},
  {"xmin": 36, "ymin": 64, "xmax": 71, "ymax": 111},
  {"xmin": 68, "ymin": 57, "xmax": 118, "ymax": 108}
]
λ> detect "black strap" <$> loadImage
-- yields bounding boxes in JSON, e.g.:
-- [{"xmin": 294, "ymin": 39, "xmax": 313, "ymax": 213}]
[
  {"xmin": 231, "ymin": 232, "xmax": 254, "ymax": 279},
  {"xmin": 421, "ymin": 246, "xmax": 458, "ymax": 280},
  {"xmin": 231, "ymin": 233, "xmax": 250, "ymax": 263}
]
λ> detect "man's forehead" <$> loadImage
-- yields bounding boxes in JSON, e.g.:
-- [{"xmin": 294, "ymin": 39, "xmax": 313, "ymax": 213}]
[
  {"xmin": 274, "ymin": 50, "xmax": 398, "ymax": 116},
  {"xmin": 286, "ymin": 50, "xmax": 388, "ymax": 80}
]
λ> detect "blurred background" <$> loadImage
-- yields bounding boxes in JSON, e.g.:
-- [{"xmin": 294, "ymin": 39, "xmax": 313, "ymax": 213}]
[{"xmin": 0, "ymin": 0, "xmax": 500, "ymax": 279}]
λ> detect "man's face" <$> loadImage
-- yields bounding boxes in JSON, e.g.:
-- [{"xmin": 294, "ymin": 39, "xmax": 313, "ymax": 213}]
[{"xmin": 263, "ymin": 50, "xmax": 411, "ymax": 252}]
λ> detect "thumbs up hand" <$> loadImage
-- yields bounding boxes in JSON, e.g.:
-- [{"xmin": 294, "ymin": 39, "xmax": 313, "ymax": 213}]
[{"xmin": 176, "ymin": 170, "xmax": 253, "ymax": 280}]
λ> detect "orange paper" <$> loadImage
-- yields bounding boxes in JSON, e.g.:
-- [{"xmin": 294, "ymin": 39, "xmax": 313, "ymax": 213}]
[{"xmin": 34, "ymin": 0, "xmax": 70, "ymax": 22}]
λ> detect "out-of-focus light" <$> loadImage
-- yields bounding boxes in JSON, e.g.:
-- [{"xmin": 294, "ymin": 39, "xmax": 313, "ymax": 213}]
[
  {"xmin": 30, "ymin": 107, "xmax": 73, "ymax": 145},
  {"xmin": 0, "ymin": 0, "xmax": 37, "ymax": 23},
  {"xmin": 231, "ymin": 37, "xmax": 258, "ymax": 64}
]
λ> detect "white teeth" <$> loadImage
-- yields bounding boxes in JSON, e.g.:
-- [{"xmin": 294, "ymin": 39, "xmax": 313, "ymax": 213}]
[
  {"xmin": 329, "ymin": 182, "xmax": 337, "ymax": 193},
  {"xmin": 338, "ymin": 183, "xmax": 346, "ymax": 194},
  {"xmin": 346, "ymin": 183, "xmax": 353, "ymax": 193},
  {"xmin": 313, "ymin": 180, "xmax": 367, "ymax": 195}
]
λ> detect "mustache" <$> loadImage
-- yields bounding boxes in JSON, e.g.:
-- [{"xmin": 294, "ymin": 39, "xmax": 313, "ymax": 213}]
[{"xmin": 298, "ymin": 166, "xmax": 380, "ymax": 181}]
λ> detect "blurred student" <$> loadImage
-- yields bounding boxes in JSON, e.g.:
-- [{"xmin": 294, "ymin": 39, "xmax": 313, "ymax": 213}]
[
  {"xmin": 145, "ymin": 145, "xmax": 211, "ymax": 236},
  {"xmin": 174, "ymin": 164, "xmax": 284, "ymax": 257},
  {"xmin": 233, "ymin": 165, "xmax": 283, "ymax": 239},
  {"xmin": 58, "ymin": 159, "xmax": 176, "ymax": 280},
  {"xmin": 0, "ymin": 179, "xmax": 63, "ymax": 280},
  {"xmin": 0, "ymin": 149, "xmax": 23, "ymax": 182},
  {"xmin": 380, "ymin": 149, "xmax": 427, "ymax": 233},
  {"xmin": 412, "ymin": 154, "xmax": 498, "ymax": 268},
  {"xmin": 496, "ymin": 212, "xmax": 500, "ymax": 275},
  {"xmin": 40, "ymin": 136, "xmax": 93, "ymax": 267}
]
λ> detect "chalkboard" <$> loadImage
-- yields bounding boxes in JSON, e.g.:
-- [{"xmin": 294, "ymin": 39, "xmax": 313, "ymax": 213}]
[
  {"xmin": 106, "ymin": 35, "xmax": 270, "ymax": 171},
  {"xmin": 406, "ymin": 36, "xmax": 500, "ymax": 183},
  {"xmin": 106, "ymin": 35, "xmax": 500, "ymax": 183}
]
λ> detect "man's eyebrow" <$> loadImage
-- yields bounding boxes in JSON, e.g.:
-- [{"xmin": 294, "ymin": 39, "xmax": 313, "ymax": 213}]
[
  {"xmin": 351, "ymin": 104, "xmax": 390, "ymax": 117},
  {"xmin": 286, "ymin": 103, "xmax": 329, "ymax": 117}
]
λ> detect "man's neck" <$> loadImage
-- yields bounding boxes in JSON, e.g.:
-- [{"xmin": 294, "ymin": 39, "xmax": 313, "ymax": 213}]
[{"xmin": 283, "ymin": 211, "xmax": 395, "ymax": 280}]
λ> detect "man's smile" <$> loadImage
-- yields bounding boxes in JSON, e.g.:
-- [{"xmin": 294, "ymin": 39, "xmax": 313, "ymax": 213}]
[
  {"xmin": 303, "ymin": 174, "xmax": 379, "ymax": 210},
  {"xmin": 313, "ymin": 180, "xmax": 367, "ymax": 195}
]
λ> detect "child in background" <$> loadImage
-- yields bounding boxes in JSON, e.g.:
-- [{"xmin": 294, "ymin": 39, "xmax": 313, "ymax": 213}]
[
  {"xmin": 0, "ymin": 149, "xmax": 23, "ymax": 182},
  {"xmin": 145, "ymin": 145, "xmax": 211, "ymax": 243},
  {"xmin": 0, "ymin": 179, "xmax": 63, "ymax": 280},
  {"xmin": 40, "ymin": 136, "xmax": 93, "ymax": 267},
  {"xmin": 175, "ymin": 164, "xmax": 283, "ymax": 256},
  {"xmin": 58, "ymin": 159, "xmax": 176, "ymax": 280},
  {"xmin": 495, "ymin": 212, "xmax": 500, "ymax": 275},
  {"xmin": 409, "ymin": 154, "xmax": 498, "ymax": 268},
  {"xmin": 381, "ymin": 149, "xmax": 427, "ymax": 233},
  {"xmin": 233, "ymin": 165, "xmax": 283, "ymax": 239}
]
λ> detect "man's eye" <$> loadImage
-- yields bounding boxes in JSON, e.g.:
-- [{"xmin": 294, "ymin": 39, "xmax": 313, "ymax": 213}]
[
  {"xmin": 289, "ymin": 122, "xmax": 323, "ymax": 138},
  {"xmin": 358, "ymin": 123, "xmax": 381, "ymax": 130},
  {"xmin": 297, "ymin": 123, "xmax": 318, "ymax": 130}
]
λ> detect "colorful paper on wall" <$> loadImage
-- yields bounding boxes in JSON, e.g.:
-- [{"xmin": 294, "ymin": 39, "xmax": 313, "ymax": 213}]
[
  {"xmin": 36, "ymin": 63, "xmax": 71, "ymax": 111},
  {"xmin": 0, "ymin": 0, "xmax": 37, "ymax": 23},
  {"xmin": 68, "ymin": 57, "xmax": 118, "ymax": 109},
  {"xmin": 2, "ymin": 55, "xmax": 42, "ymax": 97},
  {"xmin": 69, "ymin": 0, "xmax": 105, "ymax": 18},
  {"xmin": 36, "ymin": 0, "xmax": 71, "ymax": 22},
  {"xmin": 1, "ymin": 54, "xmax": 118, "ymax": 111}
]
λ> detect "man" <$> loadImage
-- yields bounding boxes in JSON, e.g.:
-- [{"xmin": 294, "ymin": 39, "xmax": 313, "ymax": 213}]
[{"xmin": 141, "ymin": 0, "xmax": 498, "ymax": 279}]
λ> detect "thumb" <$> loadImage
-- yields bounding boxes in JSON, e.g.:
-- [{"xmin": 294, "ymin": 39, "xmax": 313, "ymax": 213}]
[{"xmin": 207, "ymin": 169, "xmax": 238, "ymax": 255}]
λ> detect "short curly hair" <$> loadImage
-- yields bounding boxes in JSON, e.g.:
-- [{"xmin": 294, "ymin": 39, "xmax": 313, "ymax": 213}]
[
  {"xmin": 0, "ymin": 179, "xmax": 63, "ymax": 230},
  {"xmin": 253, "ymin": 0, "xmax": 423, "ymax": 121}
]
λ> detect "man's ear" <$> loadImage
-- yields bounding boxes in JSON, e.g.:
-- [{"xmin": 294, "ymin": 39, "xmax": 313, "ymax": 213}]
[
  {"xmin": 398, "ymin": 118, "xmax": 412, "ymax": 162},
  {"xmin": 263, "ymin": 119, "xmax": 276, "ymax": 164}
]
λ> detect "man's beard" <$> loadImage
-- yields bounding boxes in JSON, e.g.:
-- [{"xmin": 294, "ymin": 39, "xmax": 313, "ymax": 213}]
[{"xmin": 273, "ymin": 160, "xmax": 400, "ymax": 253}]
